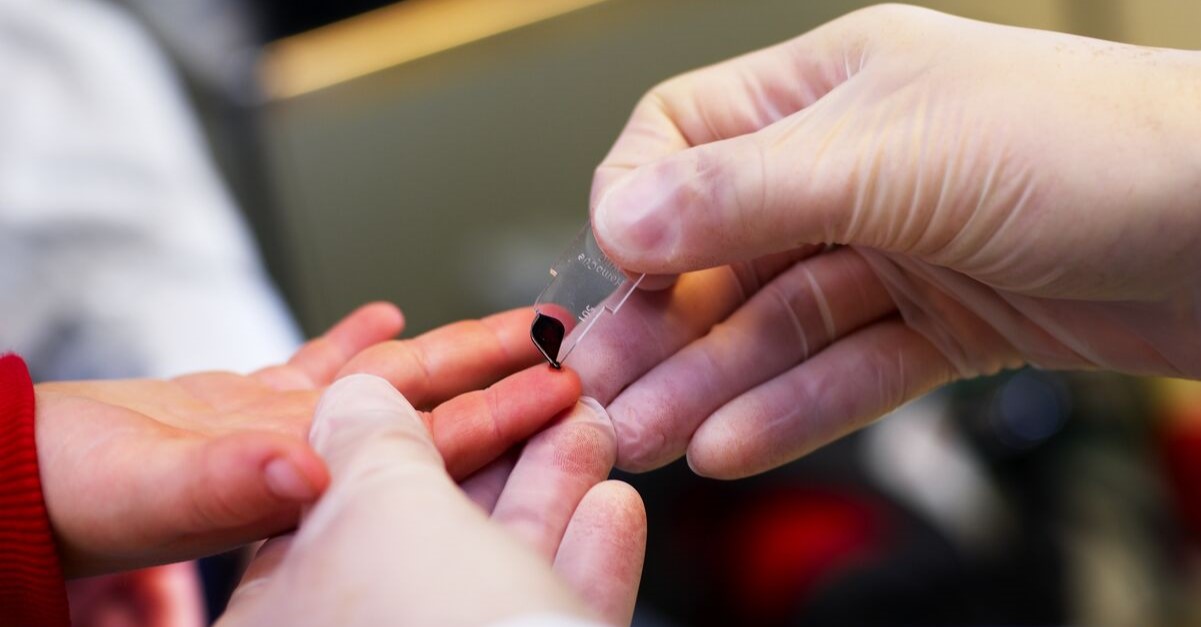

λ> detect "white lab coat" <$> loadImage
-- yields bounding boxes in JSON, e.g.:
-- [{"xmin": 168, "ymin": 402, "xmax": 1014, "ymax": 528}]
[{"xmin": 0, "ymin": 0, "xmax": 299, "ymax": 380}]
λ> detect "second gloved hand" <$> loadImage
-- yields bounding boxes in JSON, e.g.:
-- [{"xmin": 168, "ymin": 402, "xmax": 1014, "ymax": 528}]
[
  {"xmin": 576, "ymin": 5, "xmax": 1201, "ymax": 478},
  {"xmin": 217, "ymin": 375, "xmax": 645, "ymax": 627}
]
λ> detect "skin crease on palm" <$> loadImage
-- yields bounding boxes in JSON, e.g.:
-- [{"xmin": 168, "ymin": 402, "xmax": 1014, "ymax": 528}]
[
  {"xmin": 569, "ymin": 5, "xmax": 1201, "ymax": 479},
  {"xmin": 33, "ymin": 303, "xmax": 584, "ymax": 578}
]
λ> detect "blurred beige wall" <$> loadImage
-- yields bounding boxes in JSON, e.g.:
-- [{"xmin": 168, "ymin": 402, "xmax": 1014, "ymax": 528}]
[{"xmin": 259, "ymin": 0, "xmax": 1201, "ymax": 335}]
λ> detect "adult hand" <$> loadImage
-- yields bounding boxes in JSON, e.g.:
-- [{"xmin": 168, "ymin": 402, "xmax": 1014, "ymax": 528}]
[
  {"xmin": 217, "ymin": 375, "xmax": 644, "ymax": 627},
  {"xmin": 582, "ymin": 5, "xmax": 1201, "ymax": 477},
  {"xmin": 36, "ymin": 304, "xmax": 580, "ymax": 576}
]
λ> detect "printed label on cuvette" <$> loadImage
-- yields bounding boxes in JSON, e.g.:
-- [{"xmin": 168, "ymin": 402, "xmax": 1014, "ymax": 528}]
[{"xmin": 531, "ymin": 222, "xmax": 644, "ymax": 367}]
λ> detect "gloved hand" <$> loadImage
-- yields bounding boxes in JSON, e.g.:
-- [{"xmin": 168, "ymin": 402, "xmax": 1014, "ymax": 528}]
[
  {"xmin": 579, "ymin": 4, "xmax": 1201, "ymax": 478},
  {"xmin": 36, "ymin": 304, "xmax": 579, "ymax": 576},
  {"xmin": 217, "ymin": 375, "xmax": 644, "ymax": 627}
]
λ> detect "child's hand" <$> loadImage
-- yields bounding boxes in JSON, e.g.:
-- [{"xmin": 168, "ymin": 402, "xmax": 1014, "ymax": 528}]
[{"xmin": 34, "ymin": 303, "xmax": 579, "ymax": 577}]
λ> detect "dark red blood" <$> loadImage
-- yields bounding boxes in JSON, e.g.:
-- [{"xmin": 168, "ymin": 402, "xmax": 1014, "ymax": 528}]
[{"xmin": 531, "ymin": 311, "xmax": 565, "ymax": 369}]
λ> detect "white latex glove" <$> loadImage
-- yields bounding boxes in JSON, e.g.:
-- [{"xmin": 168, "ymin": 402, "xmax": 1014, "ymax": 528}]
[
  {"xmin": 575, "ymin": 4, "xmax": 1201, "ymax": 478},
  {"xmin": 216, "ymin": 375, "xmax": 644, "ymax": 627}
]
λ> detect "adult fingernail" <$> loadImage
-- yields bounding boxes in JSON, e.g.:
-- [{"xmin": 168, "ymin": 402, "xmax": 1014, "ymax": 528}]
[
  {"xmin": 265, "ymin": 458, "xmax": 317, "ymax": 501},
  {"xmin": 595, "ymin": 173, "xmax": 675, "ymax": 263},
  {"xmin": 577, "ymin": 396, "xmax": 610, "ymax": 423},
  {"xmin": 574, "ymin": 396, "xmax": 617, "ymax": 442}
]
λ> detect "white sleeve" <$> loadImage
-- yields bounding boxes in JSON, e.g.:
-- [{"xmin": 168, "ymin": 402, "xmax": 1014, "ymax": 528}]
[
  {"xmin": 487, "ymin": 613, "xmax": 609, "ymax": 627},
  {"xmin": 0, "ymin": 0, "xmax": 299, "ymax": 379}
]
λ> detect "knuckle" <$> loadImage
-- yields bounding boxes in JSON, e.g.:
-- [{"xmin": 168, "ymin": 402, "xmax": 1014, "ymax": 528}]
[
  {"xmin": 646, "ymin": 76, "xmax": 682, "ymax": 103},
  {"xmin": 854, "ymin": 3, "xmax": 949, "ymax": 39},
  {"xmin": 857, "ymin": 3, "xmax": 923, "ymax": 24},
  {"xmin": 611, "ymin": 405, "xmax": 672, "ymax": 471},
  {"xmin": 483, "ymin": 385, "xmax": 507, "ymax": 445},
  {"xmin": 493, "ymin": 501, "xmax": 555, "ymax": 547},
  {"xmin": 388, "ymin": 339, "xmax": 433, "ymax": 401},
  {"xmin": 190, "ymin": 453, "xmax": 253, "ymax": 530}
]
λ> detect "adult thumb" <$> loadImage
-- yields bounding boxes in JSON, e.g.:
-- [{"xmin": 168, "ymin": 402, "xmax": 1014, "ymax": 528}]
[
  {"xmin": 308, "ymin": 374, "xmax": 443, "ymax": 491},
  {"xmin": 592, "ymin": 115, "xmax": 873, "ymax": 275}
]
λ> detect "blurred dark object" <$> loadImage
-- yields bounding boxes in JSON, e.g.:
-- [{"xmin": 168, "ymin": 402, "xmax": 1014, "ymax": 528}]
[
  {"xmin": 198, "ymin": 551, "xmax": 244, "ymax": 619},
  {"xmin": 1157, "ymin": 385, "xmax": 1201, "ymax": 546},
  {"xmin": 256, "ymin": 0, "xmax": 397, "ymax": 40},
  {"xmin": 1152, "ymin": 378, "xmax": 1201, "ymax": 627},
  {"xmin": 624, "ymin": 370, "xmax": 1185, "ymax": 627}
]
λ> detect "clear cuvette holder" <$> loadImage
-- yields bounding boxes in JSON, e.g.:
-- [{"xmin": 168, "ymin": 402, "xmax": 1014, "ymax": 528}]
[{"xmin": 531, "ymin": 221, "xmax": 644, "ymax": 368}]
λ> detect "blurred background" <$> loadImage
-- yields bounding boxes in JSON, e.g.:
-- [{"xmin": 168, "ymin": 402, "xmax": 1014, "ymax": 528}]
[{"xmin": 5, "ymin": 0, "xmax": 1201, "ymax": 625}]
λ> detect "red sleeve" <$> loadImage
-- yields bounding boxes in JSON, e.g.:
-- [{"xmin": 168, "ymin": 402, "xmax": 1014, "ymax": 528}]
[{"xmin": 0, "ymin": 354, "xmax": 70, "ymax": 626}]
